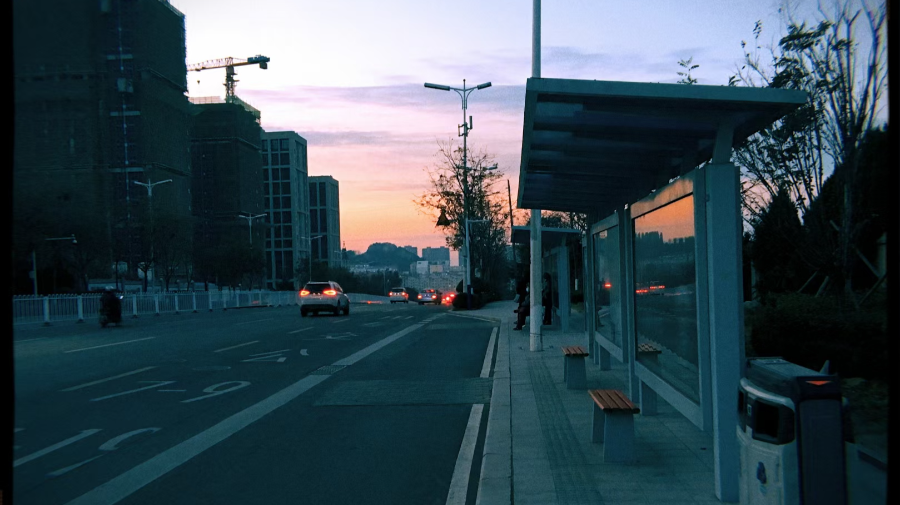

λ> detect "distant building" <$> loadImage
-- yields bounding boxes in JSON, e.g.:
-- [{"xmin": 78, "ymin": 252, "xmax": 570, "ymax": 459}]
[
  {"xmin": 415, "ymin": 261, "xmax": 429, "ymax": 275},
  {"xmin": 403, "ymin": 246, "xmax": 418, "ymax": 256},
  {"xmin": 422, "ymin": 247, "xmax": 450, "ymax": 262},
  {"xmin": 261, "ymin": 131, "xmax": 308, "ymax": 289},
  {"xmin": 309, "ymin": 176, "xmax": 341, "ymax": 269}
]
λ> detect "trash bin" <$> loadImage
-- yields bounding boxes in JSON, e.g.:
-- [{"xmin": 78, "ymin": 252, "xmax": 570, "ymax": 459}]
[{"xmin": 737, "ymin": 357, "xmax": 848, "ymax": 505}]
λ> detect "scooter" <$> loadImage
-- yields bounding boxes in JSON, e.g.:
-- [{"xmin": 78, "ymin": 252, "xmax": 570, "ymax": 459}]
[{"xmin": 99, "ymin": 295, "xmax": 124, "ymax": 328}]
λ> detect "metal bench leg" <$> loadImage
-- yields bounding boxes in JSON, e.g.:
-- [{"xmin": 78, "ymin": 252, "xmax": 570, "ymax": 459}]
[
  {"xmin": 563, "ymin": 355, "xmax": 569, "ymax": 382},
  {"xmin": 591, "ymin": 403, "xmax": 605, "ymax": 443},
  {"xmin": 566, "ymin": 356, "xmax": 586, "ymax": 389},
  {"xmin": 591, "ymin": 338, "xmax": 600, "ymax": 366},
  {"xmin": 604, "ymin": 412, "xmax": 636, "ymax": 463},
  {"xmin": 640, "ymin": 380, "xmax": 657, "ymax": 416}
]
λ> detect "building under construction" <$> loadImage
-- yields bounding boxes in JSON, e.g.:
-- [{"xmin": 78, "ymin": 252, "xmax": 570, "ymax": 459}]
[
  {"xmin": 190, "ymin": 99, "xmax": 266, "ymax": 289},
  {"xmin": 13, "ymin": 0, "xmax": 193, "ymax": 292}
]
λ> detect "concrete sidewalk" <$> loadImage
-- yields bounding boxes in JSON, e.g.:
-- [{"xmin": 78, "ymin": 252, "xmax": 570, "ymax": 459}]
[
  {"xmin": 473, "ymin": 300, "xmax": 722, "ymax": 505},
  {"xmin": 470, "ymin": 299, "xmax": 887, "ymax": 505}
]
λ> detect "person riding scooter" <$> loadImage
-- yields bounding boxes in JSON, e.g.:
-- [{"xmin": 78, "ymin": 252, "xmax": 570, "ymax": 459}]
[{"xmin": 99, "ymin": 286, "xmax": 122, "ymax": 327}]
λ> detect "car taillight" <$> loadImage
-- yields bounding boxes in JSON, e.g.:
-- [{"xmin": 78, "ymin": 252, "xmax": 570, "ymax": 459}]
[
  {"xmin": 300, "ymin": 290, "xmax": 310, "ymax": 296},
  {"xmin": 418, "ymin": 294, "xmax": 422, "ymax": 299},
  {"xmin": 403, "ymin": 293, "xmax": 408, "ymax": 297},
  {"xmin": 324, "ymin": 289, "xmax": 337, "ymax": 296},
  {"xmin": 604, "ymin": 282, "xmax": 612, "ymax": 289}
]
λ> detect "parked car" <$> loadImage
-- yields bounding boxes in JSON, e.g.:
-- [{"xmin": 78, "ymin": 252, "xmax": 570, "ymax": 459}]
[
  {"xmin": 388, "ymin": 287, "xmax": 409, "ymax": 304},
  {"xmin": 442, "ymin": 292, "xmax": 457, "ymax": 305},
  {"xmin": 417, "ymin": 289, "xmax": 442, "ymax": 305},
  {"xmin": 300, "ymin": 281, "xmax": 350, "ymax": 316}
]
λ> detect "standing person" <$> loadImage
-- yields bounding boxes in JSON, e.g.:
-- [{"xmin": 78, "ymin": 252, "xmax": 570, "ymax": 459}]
[
  {"xmin": 513, "ymin": 286, "xmax": 530, "ymax": 330},
  {"xmin": 542, "ymin": 273, "xmax": 552, "ymax": 325}
]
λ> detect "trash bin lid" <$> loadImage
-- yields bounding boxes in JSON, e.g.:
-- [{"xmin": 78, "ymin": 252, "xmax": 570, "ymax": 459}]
[{"xmin": 745, "ymin": 357, "xmax": 840, "ymax": 403}]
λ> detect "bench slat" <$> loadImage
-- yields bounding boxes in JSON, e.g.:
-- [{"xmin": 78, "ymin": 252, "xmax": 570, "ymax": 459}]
[
  {"xmin": 562, "ymin": 345, "xmax": 588, "ymax": 357},
  {"xmin": 589, "ymin": 389, "xmax": 639, "ymax": 413}
]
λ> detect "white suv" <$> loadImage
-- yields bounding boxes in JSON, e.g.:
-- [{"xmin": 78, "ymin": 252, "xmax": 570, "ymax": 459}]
[
  {"xmin": 388, "ymin": 287, "xmax": 409, "ymax": 304},
  {"xmin": 300, "ymin": 281, "xmax": 350, "ymax": 317}
]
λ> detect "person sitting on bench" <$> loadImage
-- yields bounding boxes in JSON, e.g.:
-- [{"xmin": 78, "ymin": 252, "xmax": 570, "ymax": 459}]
[{"xmin": 513, "ymin": 287, "xmax": 530, "ymax": 330}]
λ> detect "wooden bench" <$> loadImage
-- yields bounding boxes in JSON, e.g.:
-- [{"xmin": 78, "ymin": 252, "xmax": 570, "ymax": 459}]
[
  {"xmin": 562, "ymin": 345, "xmax": 589, "ymax": 389},
  {"xmin": 589, "ymin": 389, "xmax": 640, "ymax": 462}
]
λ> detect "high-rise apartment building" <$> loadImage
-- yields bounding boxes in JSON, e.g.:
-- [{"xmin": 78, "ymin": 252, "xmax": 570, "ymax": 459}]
[
  {"xmin": 13, "ymin": 0, "xmax": 192, "ymax": 290},
  {"xmin": 190, "ymin": 102, "xmax": 265, "ymax": 286},
  {"xmin": 308, "ymin": 176, "xmax": 341, "ymax": 269},
  {"xmin": 261, "ymin": 131, "xmax": 308, "ymax": 289}
]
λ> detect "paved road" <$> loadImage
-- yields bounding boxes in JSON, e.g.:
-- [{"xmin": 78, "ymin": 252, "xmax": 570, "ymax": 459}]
[{"xmin": 13, "ymin": 303, "xmax": 499, "ymax": 505}]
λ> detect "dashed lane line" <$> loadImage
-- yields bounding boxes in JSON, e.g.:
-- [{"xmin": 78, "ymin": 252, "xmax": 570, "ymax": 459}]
[
  {"xmin": 60, "ymin": 367, "xmax": 158, "ymax": 392},
  {"xmin": 64, "ymin": 337, "xmax": 156, "ymax": 354},
  {"xmin": 213, "ymin": 341, "xmax": 259, "ymax": 353}
]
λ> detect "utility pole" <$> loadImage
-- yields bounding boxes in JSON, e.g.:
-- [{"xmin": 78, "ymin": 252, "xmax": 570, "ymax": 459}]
[{"xmin": 133, "ymin": 178, "xmax": 172, "ymax": 292}]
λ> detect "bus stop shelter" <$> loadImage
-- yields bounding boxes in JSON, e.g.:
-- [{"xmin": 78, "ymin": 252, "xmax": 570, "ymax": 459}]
[{"xmin": 516, "ymin": 77, "xmax": 806, "ymax": 501}]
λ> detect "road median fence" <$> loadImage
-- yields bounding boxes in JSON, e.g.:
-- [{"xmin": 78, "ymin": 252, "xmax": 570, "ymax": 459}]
[{"xmin": 12, "ymin": 290, "xmax": 301, "ymax": 326}]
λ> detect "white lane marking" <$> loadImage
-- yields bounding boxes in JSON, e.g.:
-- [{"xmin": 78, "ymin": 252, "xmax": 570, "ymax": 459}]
[
  {"xmin": 480, "ymin": 328, "xmax": 498, "ymax": 379},
  {"xmin": 236, "ymin": 318, "xmax": 273, "ymax": 326},
  {"xmin": 288, "ymin": 327, "xmax": 313, "ymax": 334},
  {"xmin": 448, "ymin": 313, "xmax": 497, "ymax": 323},
  {"xmin": 90, "ymin": 381, "xmax": 176, "ymax": 402},
  {"xmin": 182, "ymin": 382, "xmax": 250, "ymax": 403},
  {"xmin": 158, "ymin": 390, "xmax": 187, "ymax": 393},
  {"xmin": 48, "ymin": 455, "xmax": 105, "ymax": 478},
  {"xmin": 380, "ymin": 316, "xmax": 391, "ymax": 320},
  {"xmin": 14, "ymin": 429, "xmax": 102, "ymax": 468},
  {"xmin": 15, "ymin": 428, "xmax": 25, "ymax": 433},
  {"xmin": 64, "ymin": 337, "xmax": 156, "ymax": 354},
  {"xmin": 249, "ymin": 349, "xmax": 290, "ymax": 356},
  {"xmin": 332, "ymin": 323, "xmax": 423, "ymax": 367},
  {"xmin": 15, "ymin": 337, "xmax": 48, "ymax": 343},
  {"xmin": 362, "ymin": 322, "xmax": 382, "ymax": 327},
  {"xmin": 332, "ymin": 319, "xmax": 350, "ymax": 324},
  {"xmin": 300, "ymin": 349, "xmax": 309, "ymax": 356},
  {"xmin": 405, "ymin": 316, "xmax": 414, "ymax": 319},
  {"xmin": 60, "ymin": 367, "xmax": 158, "ymax": 392},
  {"xmin": 213, "ymin": 341, "xmax": 259, "ymax": 353},
  {"xmin": 63, "ymin": 323, "xmax": 422, "ymax": 505},
  {"xmin": 446, "ymin": 404, "xmax": 485, "ymax": 505}
]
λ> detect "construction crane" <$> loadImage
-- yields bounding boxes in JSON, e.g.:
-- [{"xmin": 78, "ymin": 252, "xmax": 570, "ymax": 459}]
[{"xmin": 187, "ymin": 55, "xmax": 270, "ymax": 102}]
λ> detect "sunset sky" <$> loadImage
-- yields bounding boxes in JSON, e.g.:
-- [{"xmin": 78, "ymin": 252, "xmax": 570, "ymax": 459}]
[{"xmin": 170, "ymin": 0, "xmax": 810, "ymax": 256}]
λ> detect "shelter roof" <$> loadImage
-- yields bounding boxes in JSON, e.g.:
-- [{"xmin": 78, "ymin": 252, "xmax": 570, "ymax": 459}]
[{"xmin": 517, "ymin": 78, "xmax": 807, "ymax": 214}]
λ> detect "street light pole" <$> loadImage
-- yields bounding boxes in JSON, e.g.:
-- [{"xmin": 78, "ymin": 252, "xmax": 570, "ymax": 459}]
[
  {"xmin": 425, "ymin": 79, "xmax": 491, "ymax": 309},
  {"xmin": 238, "ymin": 212, "xmax": 267, "ymax": 244},
  {"xmin": 306, "ymin": 234, "xmax": 324, "ymax": 283},
  {"xmin": 133, "ymin": 178, "xmax": 172, "ymax": 292}
]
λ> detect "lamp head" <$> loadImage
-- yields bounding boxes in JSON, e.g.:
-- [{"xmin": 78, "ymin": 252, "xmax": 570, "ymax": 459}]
[
  {"xmin": 424, "ymin": 83, "xmax": 451, "ymax": 91},
  {"xmin": 476, "ymin": 82, "xmax": 492, "ymax": 90}
]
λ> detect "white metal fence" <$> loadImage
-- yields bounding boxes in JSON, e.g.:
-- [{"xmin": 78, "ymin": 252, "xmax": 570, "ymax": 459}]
[
  {"xmin": 12, "ymin": 290, "xmax": 300, "ymax": 326},
  {"xmin": 12, "ymin": 291, "xmax": 391, "ymax": 326}
]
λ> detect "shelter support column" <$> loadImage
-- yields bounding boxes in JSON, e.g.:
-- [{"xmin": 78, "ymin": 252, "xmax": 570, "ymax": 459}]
[
  {"xmin": 530, "ymin": 209, "xmax": 542, "ymax": 351},
  {"xmin": 557, "ymin": 239, "xmax": 570, "ymax": 333},
  {"xmin": 706, "ymin": 120, "xmax": 742, "ymax": 502}
]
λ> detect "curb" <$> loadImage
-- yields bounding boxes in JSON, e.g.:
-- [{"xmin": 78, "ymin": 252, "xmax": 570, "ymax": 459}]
[
  {"xmin": 223, "ymin": 304, "xmax": 272, "ymax": 311},
  {"xmin": 476, "ymin": 315, "xmax": 512, "ymax": 505}
]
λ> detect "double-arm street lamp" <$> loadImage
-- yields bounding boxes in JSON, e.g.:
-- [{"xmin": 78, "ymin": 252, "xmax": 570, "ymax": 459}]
[
  {"xmin": 133, "ymin": 178, "xmax": 172, "ymax": 291},
  {"xmin": 32, "ymin": 235, "xmax": 78, "ymax": 295},
  {"xmin": 238, "ymin": 212, "xmax": 267, "ymax": 244},
  {"xmin": 425, "ymin": 79, "xmax": 491, "ymax": 309}
]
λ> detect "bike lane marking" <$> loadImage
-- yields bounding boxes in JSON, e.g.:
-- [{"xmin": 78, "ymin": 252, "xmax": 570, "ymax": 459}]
[
  {"xmin": 14, "ymin": 429, "xmax": 102, "ymax": 468},
  {"xmin": 60, "ymin": 367, "xmax": 158, "ymax": 392},
  {"xmin": 63, "ymin": 338, "xmax": 156, "ymax": 354},
  {"xmin": 287, "ymin": 327, "xmax": 313, "ymax": 334},
  {"xmin": 64, "ymin": 322, "xmax": 425, "ymax": 505}
]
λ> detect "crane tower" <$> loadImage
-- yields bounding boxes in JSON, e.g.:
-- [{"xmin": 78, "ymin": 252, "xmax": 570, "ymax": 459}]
[{"xmin": 187, "ymin": 55, "xmax": 270, "ymax": 103}]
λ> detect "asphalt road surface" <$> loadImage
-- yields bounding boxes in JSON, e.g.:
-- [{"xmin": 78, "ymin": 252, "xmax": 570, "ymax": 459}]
[{"xmin": 13, "ymin": 302, "xmax": 499, "ymax": 505}]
